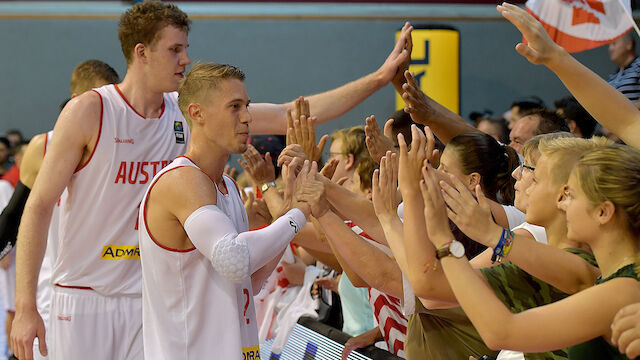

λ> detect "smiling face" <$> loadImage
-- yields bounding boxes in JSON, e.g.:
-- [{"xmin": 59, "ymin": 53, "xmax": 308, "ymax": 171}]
[
  {"xmin": 144, "ymin": 25, "xmax": 191, "ymax": 93},
  {"xmin": 512, "ymin": 150, "xmax": 539, "ymax": 212},
  {"xmin": 438, "ymin": 147, "xmax": 477, "ymax": 193},
  {"xmin": 524, "ymin": 155, "xmax": 563, "ymax": 227},
  {"xmin": 557, "ymin": 172, "xmax": 599, "ymax": 244},
  {"xmin": 197, "ymin": 79, "xmax": 252, "ymax": 154}
]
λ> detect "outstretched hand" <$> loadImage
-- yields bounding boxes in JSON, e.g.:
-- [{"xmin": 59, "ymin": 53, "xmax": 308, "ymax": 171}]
[
  {"xmin": 497, "ymin": 2, "xmax": 564, "ymax": 66},
  {"xmin": 372, "ymin": 151, "xmax": 401, "ymax": 220},
  {"xmin": 286, "ymin": 97, "xmax": 327, "ymax": 162},
  {"xmin": 419, "ymin": 163, "xmax": 454, "ymax": 248},
  {"xmin": 238, "ymin": 144, "xmax": 276, "ymax": 187},
  {"xmin": 397, "ymin": 124, "xmax": 426, "ymax": 193},
  {"xmin": 365, "ymin": 115, "xmax": 396, "ymax": 163},
  {"xmin": 401, "ymin": 71, "xmax": 437, "ymax": 125},
  {"xmin": 378, "ymin": 22, "xmax": 414, "ymax": 85},
  {"xmin": 440, "ymin": 177, "xmax": 501, "ymax": 246},
  {"xmin": 296, "ymin": 161, "xmax": 330, "ymax": 218}
]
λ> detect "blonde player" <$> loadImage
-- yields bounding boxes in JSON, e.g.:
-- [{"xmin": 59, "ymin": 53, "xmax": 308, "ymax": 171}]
[
  {"xmin": 11, "ymin": 1, "xmax": 413, "ymax": 359},
  {"xmin": 140, "ymin": 62, "xmax": 312, "ymax": 359}
]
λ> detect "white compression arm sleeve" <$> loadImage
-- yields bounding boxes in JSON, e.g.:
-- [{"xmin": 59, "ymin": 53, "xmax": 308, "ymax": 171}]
[{"xmin": 184, "ymin": 205, "xmax": 306, "ymax": 282}]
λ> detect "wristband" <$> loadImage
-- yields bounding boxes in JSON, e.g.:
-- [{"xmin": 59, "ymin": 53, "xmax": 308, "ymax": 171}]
[{"xmin": 491, "ymin": 228, "xmax": 514, "ymax": 264}]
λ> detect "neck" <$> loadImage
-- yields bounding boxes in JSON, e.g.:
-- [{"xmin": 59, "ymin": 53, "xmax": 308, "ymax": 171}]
[
  {"xmin": 118, "ymin": 70, "xmax": 166, "ymax": 118},
  {"xmin": 590, "ymin": 226, "xmax": 638, "ymax": 278},
  {"xmin": 184, "ymin": 131, "xmax": 230, "ymax": 187},
  {"xmin": 545, "ymin": 212, "xmax": 583, "ymax": 250}
]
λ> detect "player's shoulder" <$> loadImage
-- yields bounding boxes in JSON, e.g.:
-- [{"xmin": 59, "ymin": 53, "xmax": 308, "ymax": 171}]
[
  {"xmin": 27, "ymin": 133, "xmax": 48, "ymax": 155},
  {"xmin": 54, "ymin": 91, "xmax": 102, "ymax": 138},
  {"xmin": 151, "ymin": 164, "xmax": 218, "ymax": 205}
]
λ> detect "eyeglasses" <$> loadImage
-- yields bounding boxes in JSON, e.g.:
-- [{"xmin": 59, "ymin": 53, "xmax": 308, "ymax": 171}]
[
  {"xmin": 328, "ymin": 152, "xmax": 345, "ymax": 159},
  {"xmin": 518, "ymin": 163, "xmax": 535, "ymax": 178}
]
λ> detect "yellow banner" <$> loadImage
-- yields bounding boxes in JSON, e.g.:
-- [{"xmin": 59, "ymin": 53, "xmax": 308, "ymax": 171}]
[
  {"xmin": 101, "ymin": 245, "xmax": 140, "ymax": 260},
  {"xmin": 396, "ymin": 28, "xmax": 460, "ymax": 114}
]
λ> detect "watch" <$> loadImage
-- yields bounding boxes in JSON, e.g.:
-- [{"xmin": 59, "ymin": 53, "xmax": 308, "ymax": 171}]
[
  {"xmin": 260, "ymin": 181, "xmax": 277, "ymax": 193},
  {"xmin": 435, "ymin": 240, "xmax": 465, "ymax": 260}
]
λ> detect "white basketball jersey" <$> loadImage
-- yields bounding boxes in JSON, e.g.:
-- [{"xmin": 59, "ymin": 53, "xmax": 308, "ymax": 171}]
[
  {"xmin": 139, "ymin": 156, "xmax": 260, "ymax": 360},
  {"xmin": 52, "ymin": 85, "xmax": 189, "ymax": 296}
]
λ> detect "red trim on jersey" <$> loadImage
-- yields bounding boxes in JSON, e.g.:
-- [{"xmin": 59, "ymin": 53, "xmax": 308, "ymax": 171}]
[
  {"xmin": 177, "ymin": 155, "xmax": 230, "ymax": 195},
  {"xmin": 75, "ymin": 90, "xmax": 103, "ymax": 173},
  {"xmin": 143, "ymin": 165, "xmax": 196, "ymax": 253},
  {"xmin": 344, "ymin": 220, "xmax": 375, "ymax": 241},
  {"xmin": 55, "ymin": 284, "xmax": 93, "ymax": 290},
  {"xmin": 114, "ymin": 84, "xmax": 165, "ymax": 119},
  {"xmin": 223, "ymin": 174, "xmax": 242, "ymax": 198}
]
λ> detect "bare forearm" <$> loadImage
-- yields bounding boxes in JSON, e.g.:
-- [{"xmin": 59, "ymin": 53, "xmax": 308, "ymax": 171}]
[
  {"xmin": 492, "ymin": 228, "xmax": 599, "ymax": 294},
  {"xmin": 15, "ymin": 201, "xmax": 52, "ymax": 311},
  {"xmin": 439, "ymin": 256, "xmax": 512, "ymax": 349},
  {"xmin": 401, "ymin": 189, "xmax": 455, "ymax": 301},
  {"xmin": 410, "ymin": 98, "xmax": 477, "ymax": 144},
  {"xmin": 317, "ymin": 211, "xmax": 402, "ymax": 297},
  {"xmin": 547, "ymin": 49, "xmax": 640, "ymax": 148},
  {"xmin": 292, "ymin": 71, "xmax": 386, "ymax": 125},
  {"xmin": 323, "ymin": 179, "xmax": 386, "ymax": 243}
]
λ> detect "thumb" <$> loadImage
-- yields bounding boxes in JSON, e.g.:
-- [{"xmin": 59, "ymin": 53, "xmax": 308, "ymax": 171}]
[
  {"xmin": 38, "ymin": 328, "xmax": 48, "ymax": 356},
  {"xmin": 245, "ymin": 190, "xmax": 255, "ymax": 206},
  {"xmin": 317, "ymin": 134, "xmax": 328, "ymax": 154},
  {"xmin": 384, "ymin": 118, "xmax": 394, "ymax": 138},
  {"xmin": 475, "ymin": 185, "xmax": 490, "ymax": 211},
  {"xmin": 515, "ymin": 43, "xmax": 539, "ymax": 63}
]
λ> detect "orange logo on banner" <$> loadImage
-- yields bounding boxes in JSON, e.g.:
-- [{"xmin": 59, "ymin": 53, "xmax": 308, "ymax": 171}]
[{"xmin": 563, "ymin": 0, "xmax": 605, "ymax": 25}]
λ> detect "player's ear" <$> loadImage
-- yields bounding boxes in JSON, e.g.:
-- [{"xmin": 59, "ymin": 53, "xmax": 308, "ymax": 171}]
[
  {"xmin": 134, "ymin": 43, "xmax": 148, "ymax": 64},
  {"xmin": 188, "ymin": 103, "xmax": 203, "ymax": 126}
]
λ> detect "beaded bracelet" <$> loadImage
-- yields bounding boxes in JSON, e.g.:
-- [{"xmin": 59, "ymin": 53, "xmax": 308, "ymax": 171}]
[{"xmin": 491, "ymin": 228, "xmax": 514, "ymax": 264}]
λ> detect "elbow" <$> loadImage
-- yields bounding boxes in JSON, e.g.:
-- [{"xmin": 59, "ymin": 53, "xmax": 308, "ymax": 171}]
[
  {"xmin": 481, "ymin": 330, "xmax": 510, "ymax": 351},
  {"xmin": 210, "ymin": 238, "xmax": 251, "ymax": 283}
]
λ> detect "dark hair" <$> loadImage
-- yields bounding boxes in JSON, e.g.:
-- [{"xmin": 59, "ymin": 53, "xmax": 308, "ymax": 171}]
[
  {"xmin": 388, "ymin": 109, "xmax": 424, "ymax": 146},
  {"xmin": 476, "ymin": 115, "xmax": 510, "ymax": 144},
  {"xmin": 519, "ymin": 108, "xmax": 571, "ymax": 135},
  {"xmin": 554, "ymin": 96, "xmax": 597, "ymax": 138},
  {"xmin": 447, "ymin": 132, "xmax": 519, "ymax": 205},
  {"xmin": 0, "ymin": 137, "xmax": 10, "ymax": 150},
  {"xmin": 511, "ymin": 96, "xmax": 545, "ymax": 111}
]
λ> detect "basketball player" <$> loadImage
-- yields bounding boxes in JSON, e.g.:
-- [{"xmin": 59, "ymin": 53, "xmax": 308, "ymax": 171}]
[
  {"xmin": 0, "ymin": 60, "xmax": 119, "ymax": 360},
  {"xmin": 140, "ymin": 62, "xmax": 311, "ymax": 359},
  {"xmin": 11, "ymin": 2, "xmax": 412, "ymax": 360}
]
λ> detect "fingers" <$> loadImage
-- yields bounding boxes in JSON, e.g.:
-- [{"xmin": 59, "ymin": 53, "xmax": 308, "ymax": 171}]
[
  {"xmin": 475, "ymin": 185, "xmax": 490, "ymax": 210},
  {"xmin": 424, "ymin": 126, "xmax": 435, "ymax": 161},
  {"xmin": 410, "ymin": 124, "xmax": 426, "ymax": 158},
  {"xmin": 244, "ymin": 189, "xmax": 255, "ymax": 206},
  {"xmin": 336, "ymin": 177, "xmax": 349, "ymax": 186},
  {"xmin": 397, "ymin": 133, "xmax": 408, "ymax": 157},
  {"xmin": 320, "ymin": 158, "xmax": 339, "ymax": 179},
  {"xmin": 383, "ymin": 118, "xmax": 395, "ymax": 139},
  {"xmin": 317, "ymin": 134, "xmax": 328, "ymax": 156},
  {"xmin": 37, "ymin": 328, "xmax": 47, "ymax": 357},
  {"xmin": 286, "ymin": 109, "xmax": 294, "ymax": 145},
  {"xmin": 404, "ymin": 70, "xmax": 419, "ymax": 89},
  {"xmin": 294, "ymin": 119, "xmax": 304, "ymax": 146}
]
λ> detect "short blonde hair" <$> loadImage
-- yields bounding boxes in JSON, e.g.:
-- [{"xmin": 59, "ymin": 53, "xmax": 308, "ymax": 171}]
[
  {"xmin": 69, "ymin": 60, "xmax": 119, "ymax": 95},
  {"xmin": 177, "ymin": 62, "xmax": 245, "ymax": 128},
  {"xmin": 574, "ymin": 144, "xmax": 640, "ymax": 237},
  {"xmin": 538, "ymin": 136, "xmax": 612, "ymax": 186},
  {"xmin": 330, "ymin": 126, "xmax": 378, "ymax": 191},
  {"xmin": 521, "ymin": 132, "xmax": 574, "ymax": 166}
]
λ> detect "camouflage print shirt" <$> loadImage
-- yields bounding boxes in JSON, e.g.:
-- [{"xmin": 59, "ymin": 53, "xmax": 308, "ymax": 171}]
[{"xmin": 480, "ymin": 248, "xmax": 597, "ymax": 360}]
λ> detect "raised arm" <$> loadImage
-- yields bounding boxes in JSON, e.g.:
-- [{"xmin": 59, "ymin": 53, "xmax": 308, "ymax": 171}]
[
  {"xmin": 419, "ymin": 159, "xmax": 640, "ymax": 352},
  {"xmin": 247, "ymin": 23, "xmax": 413, "ymax": 135},
  {"xmin": 400, "ymin": 71, "xmax": 477, "ymax": 144},
  {"xmin": 12, "ymin": 92, "xmax": 101, "ymax": 360},
  {"xmin": 498, "ymin": 2, "xmax": 640, "ymax": 148},
  {"xmin": 296, "ymin": 170, "xmax": 404, "ymax": 298},
  {"xmin": 440, "ymin": 175, "xmax": 600, "ymax": 294}
]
